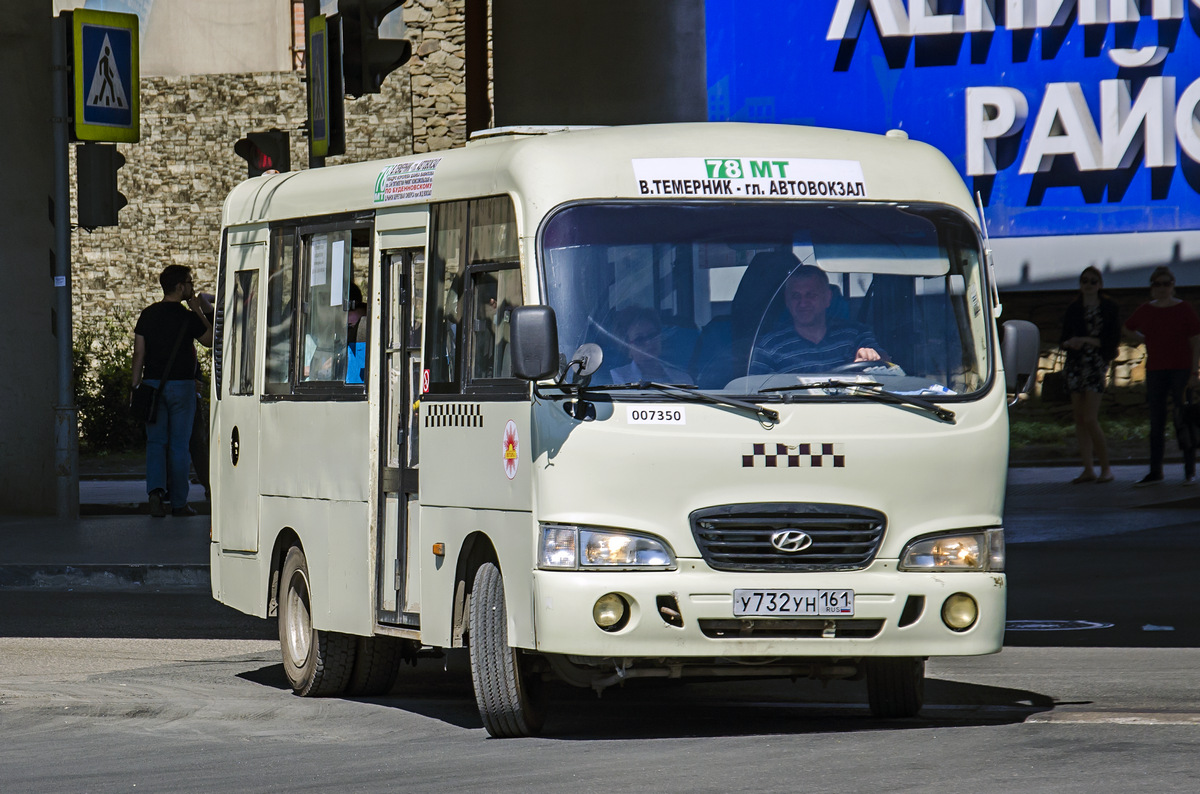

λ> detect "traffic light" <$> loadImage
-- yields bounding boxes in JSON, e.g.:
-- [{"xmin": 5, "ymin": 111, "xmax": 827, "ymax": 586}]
[
  {"xmin": 234, "ymin": 129, "xmax": 291, "ymax": 178},
  {"xmin": 76, "ymin": 142, "xmax": 127, "ymax": 228},
  {"xmin": 337, "ymin": 0, "xmax": 412, "ymax": 97}
]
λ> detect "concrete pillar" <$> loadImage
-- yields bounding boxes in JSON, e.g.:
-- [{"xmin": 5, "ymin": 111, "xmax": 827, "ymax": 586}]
[{"xmin": 0, "ymin": 2, "xmax": 58, "ymax": 514}]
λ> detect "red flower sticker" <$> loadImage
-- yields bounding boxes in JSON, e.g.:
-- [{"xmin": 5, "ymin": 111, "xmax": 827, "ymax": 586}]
[{"xmin": 502, "ymin": 420, "xmax": 519, "ymax": 480}]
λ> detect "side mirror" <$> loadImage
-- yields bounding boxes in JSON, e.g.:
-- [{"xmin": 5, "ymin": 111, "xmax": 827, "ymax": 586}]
[
  {"xmin": 1001, "ymin": 319, "xmax": 1040, "ymax": 396},
  {"xmin": 509, "ymin": 306, "xmax": 559, "ymax": 381}
]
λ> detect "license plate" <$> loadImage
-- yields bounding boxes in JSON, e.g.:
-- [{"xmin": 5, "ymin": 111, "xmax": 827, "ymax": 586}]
[{"xmin": 733, "ymin": 589, "xmax": 855, "ymax": 617}]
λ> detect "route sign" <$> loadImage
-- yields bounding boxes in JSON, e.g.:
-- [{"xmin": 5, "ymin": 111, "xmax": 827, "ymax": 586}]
[{"xmin": 72, "ymin": 9, "xmax": 139, "ymax": 143}]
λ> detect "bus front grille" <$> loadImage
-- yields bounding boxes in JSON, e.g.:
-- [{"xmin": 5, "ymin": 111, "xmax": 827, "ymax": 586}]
[{"xmin": 689, "ymin": 503, "xmax": 886, "ymax": 572}]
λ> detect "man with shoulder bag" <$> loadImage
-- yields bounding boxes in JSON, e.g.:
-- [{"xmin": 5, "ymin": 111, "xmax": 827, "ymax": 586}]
[{"xmin": 130, "ymin": 266, "xmax": 213, "ymax": 517}]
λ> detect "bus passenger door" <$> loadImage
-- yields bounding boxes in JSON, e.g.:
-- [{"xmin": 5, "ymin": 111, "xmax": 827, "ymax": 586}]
[
  {"xmin": 377, "ymin": 248, "xmax": 423, "ymax": 627},
  {"xmin": 215, "ymin": 242, "xmax": 265, "ymax": 554}
]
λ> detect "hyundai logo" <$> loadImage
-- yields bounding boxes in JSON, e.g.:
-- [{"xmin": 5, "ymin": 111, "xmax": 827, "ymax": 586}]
[{"xmin": 770, "ymin": 529, "xmax": 813, "ymax": 553}]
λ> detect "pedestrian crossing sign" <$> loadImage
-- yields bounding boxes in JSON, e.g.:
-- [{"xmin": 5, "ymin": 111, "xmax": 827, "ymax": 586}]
[{"xmin": 73, "ymin": 9, "xmax": 139, "ymax": 143}]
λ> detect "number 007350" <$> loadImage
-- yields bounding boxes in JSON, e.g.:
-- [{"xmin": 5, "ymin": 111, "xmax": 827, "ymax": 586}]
[{"xmin": 626, "ymin": 407, "xmax": 686, "ymax": 424}]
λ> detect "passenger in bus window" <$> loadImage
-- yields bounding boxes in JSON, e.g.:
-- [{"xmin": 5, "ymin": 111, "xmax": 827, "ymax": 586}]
[
  {"xmin": 609, "ymin": 307, "xmax": 694, "ymax": 385},
  {"xmin": 346, "ymin": 283, "xmax": 367, "ymax": 384},
  {"xmin": 748, "ymin": 265, "xmax": 885, "ymax": 375}
]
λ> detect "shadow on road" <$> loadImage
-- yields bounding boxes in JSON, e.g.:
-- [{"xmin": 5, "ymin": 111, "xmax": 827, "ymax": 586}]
[
  {"xmin": 235, "ymin": 656, "xmax": 1060, "ymax": 738},
  {"xmin": 1006, "ymin": 520, "xmax": 1200, "ymax": 649},
  {"xmin": 0, "ymin": 590, "xmax": 276, "ymax": 640}
]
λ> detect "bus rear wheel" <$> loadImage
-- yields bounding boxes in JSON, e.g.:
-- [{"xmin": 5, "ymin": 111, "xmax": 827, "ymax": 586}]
[
  {"xmin": 278, "ymin": 545, "xmax": 356, "ymax": 696},
  {"xmin": 865, "ymin": 657, "xmax": 925, "ymax": 718},
  {"xmin": 468, "ymin": 561, "xmax": 546, "ymax": 737},
  {"xmin": 345, "ymin": 636, "xmax": 407, "ymax": 696}
]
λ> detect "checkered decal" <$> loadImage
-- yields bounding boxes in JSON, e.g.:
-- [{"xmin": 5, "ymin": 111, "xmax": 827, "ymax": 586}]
[
  {"xmin": 424, "ymin": 403, "xmax": 484, "ymax": 428},
  {"xmin": 742, "ymin": 443, "xmax": 846, "ymax": 468}
]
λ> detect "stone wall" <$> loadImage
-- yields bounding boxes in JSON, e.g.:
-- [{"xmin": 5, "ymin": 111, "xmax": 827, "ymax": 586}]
[
  {"xmin": 72, "ymin": 72, "xmax": 414, "ymax": 333},
  {"xmin": 71, "ymin": 0, "xmax": 469, "ymax": 339},
  {"xmin": 406, "ymin": 0, "xmax": 468, "ymax": 153}
]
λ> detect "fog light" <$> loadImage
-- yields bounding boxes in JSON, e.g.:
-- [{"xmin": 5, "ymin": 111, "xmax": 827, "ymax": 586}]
[
  {"xmin": 593, "ymin": 592, "xmax": 629, "ymax": 631},
  {"xmin": 942, "ymin": 593, "xmax": 978, "ymax": 631}
]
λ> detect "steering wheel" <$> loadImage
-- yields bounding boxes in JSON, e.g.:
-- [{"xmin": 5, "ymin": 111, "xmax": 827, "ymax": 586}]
[{"xmin": 830, "ymin": 360, "xmax": 906, "ymax": 377}]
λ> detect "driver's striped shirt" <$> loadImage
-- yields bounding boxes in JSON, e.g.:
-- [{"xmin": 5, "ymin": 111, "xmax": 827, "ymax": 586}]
[{"xmin": 749, "ymin": 321, "xmax": 882, "ymax": 374}]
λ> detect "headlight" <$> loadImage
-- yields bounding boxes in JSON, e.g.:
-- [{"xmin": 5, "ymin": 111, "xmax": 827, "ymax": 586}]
[
  {"xmin": 899, "ymin": 528, "xmax": 1004, "ymax": 572},
  {"xmin": 539, "ymin": 525, "xmax": 676, "ymax": 570}
]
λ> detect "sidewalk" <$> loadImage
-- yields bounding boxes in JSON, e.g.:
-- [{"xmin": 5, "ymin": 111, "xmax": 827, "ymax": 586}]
[
  {"xmin": 0, "ymin": 465, "xmax": 1196, "ymax": 591},
  {"xmin": 0, "ymin": 480, "xmax": 210, "ymax": 590}
]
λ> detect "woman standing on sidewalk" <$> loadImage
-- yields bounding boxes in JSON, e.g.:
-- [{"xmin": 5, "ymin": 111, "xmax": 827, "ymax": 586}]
[
  {"xmin": 1124, "ymin": 266, "xmax": 1200, "ymax": 486},
  {"xmin": 1061, "ymin": 266, "xmax": 1120, "ymax": 484}
]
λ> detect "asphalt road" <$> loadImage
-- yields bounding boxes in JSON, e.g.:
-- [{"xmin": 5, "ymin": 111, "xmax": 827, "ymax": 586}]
[
  {"xmin": 0, "ymin": 633, "xmax": 1198, "ymax": 793},
  {"xmin": 2, "ymin": 471, "xmax": 1198, "ymax": 792}
]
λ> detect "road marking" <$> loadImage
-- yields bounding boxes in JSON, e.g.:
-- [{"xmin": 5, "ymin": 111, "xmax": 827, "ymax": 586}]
[
  {"xmin": 1006, "ymin": 620, "xmax": 1113, "ymax": 631},
  {"xmin": 1027, "ymin": 712, "xmax": 1200, "ymax": 725}
]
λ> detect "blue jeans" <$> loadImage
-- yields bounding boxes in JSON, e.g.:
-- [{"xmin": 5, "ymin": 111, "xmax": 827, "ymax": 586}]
[
  {"xmin": 1145, "ymin": 369, "xmax": 1196, "ymax": 478},
  {"xmin": 144, "ymin": 379, "xmax": 197, "ymax": 509}
]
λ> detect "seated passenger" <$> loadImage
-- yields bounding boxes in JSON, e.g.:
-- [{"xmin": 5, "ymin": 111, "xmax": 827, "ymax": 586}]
[
  {"xmin": 346, "ymin": 283, "xmax": 367, "ymax": 384},
  {"xmin": 609, "ymin": 308, "xmax": 693, "ymax": 384},
  {"xmin": 749, "ymin": 265, "xmax": 885, "ymax": 374}
]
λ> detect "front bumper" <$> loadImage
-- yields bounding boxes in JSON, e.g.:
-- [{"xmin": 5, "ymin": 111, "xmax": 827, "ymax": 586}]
[{"xmin": 531, "ymin": 559, "xmax": 1005, "ymax": 658}]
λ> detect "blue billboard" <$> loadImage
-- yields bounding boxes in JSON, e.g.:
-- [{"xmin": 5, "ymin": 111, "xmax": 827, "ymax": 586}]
[{"xmin": 706, "ymin": 0, "xmax": 1200, "ymax": 238}]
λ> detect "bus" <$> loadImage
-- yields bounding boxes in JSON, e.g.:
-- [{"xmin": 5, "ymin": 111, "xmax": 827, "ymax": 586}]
[{"xmin": 211, "ymin": 122, "xmax": 1039, "ymax": 737}]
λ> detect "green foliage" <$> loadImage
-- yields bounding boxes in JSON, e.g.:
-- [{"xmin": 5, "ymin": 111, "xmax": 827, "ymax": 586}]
[
  {"xmin": 1008, "ymin": 403, "xmax": 1149, "ymax": 463},
  {"xmin": 1008, "ymin": 414, "xmax": 1074, "ymax": 448},
  {"xmin": 73, "ymin": 313, "xmax": 142, "ymax": 453}
]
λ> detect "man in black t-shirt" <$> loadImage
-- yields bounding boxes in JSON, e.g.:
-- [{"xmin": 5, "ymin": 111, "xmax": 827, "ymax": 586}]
[{"xmin": 131, "ymin": 265, "xmax": 213, "ymax": 517}]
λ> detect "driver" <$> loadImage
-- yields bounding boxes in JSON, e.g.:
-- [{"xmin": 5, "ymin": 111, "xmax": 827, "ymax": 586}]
[{"xmin": 749, "ymin": 265, "xmax": 886, "ymax": 374}]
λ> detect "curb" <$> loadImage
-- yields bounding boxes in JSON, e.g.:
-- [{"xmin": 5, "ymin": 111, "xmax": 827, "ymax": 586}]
[
  {"xmin": 79, "ymin": 505, "xmax": 212, "ymax": 517},
  {"xmin": 0, "ymin": 564, "xmax": 210, "ymax": 591}
]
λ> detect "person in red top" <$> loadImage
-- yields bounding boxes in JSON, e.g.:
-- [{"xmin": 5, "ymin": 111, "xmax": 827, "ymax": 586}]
[{"xmin": 1124, "ymin": 266, "xmax": 1200, "ymax": 486}]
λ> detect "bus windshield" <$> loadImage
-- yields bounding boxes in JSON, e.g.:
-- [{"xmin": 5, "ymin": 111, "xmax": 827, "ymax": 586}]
[{"xmin": 541, "ymin": 201, "xmax": 992, "ymax": 398}]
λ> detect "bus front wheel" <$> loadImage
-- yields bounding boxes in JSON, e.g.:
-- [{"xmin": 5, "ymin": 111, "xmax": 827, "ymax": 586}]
[
  {"xmin": 278, "ymin": 545, "xmax": 356, "ymax": 696},
  {"xmin": 865, "ymin": 657, "xmax": 925, "ymax": 718},
  {"xmin": 468, "ymin": 561, "xmax": 546, "ymax": 737}
]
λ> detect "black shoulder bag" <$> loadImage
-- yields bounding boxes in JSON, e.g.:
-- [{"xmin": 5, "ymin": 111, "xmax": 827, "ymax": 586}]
[{"xmin": 1177, "ymin": 386, "xmax": 1200, "ymax": 453}]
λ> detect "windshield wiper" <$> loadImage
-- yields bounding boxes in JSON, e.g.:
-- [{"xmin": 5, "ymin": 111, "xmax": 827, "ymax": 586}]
[
  {"xmin": 762, "ymin": 380, "xmax": 956, "ymax": 423},
  {"xmin": 597, "ymin": 382, "xmax": 780, "ymax": 423}
]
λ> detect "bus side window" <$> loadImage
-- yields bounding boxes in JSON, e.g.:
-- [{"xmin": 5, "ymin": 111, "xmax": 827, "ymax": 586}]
[
  {"xmin": 296, "ymin": 227, "xmax": 371, "ymax": 388},
  {"xmin": 425, "ymin": 196, "xmax": 518, "ymax": 393},
  {"xmin": 424, "ymin": 202, "xmax": 467, "ymax": 393},
  {"xmin": 264, "ymin": 228, "xmax": 296, "ymax": 394},
  {"xmin": 227, "ymin": 270, "xmax": 260, "ymax": 395},
  {"xmin": 467, "ymin": 266, "xmax": 522, "ymax": 381}
]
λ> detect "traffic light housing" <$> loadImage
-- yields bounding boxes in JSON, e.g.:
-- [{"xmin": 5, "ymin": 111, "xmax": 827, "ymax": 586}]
[
  {"xmin": 337, "ymin": 0, "xmax": 412, "ymax": 97},
  {"xmin": 76, "ymin": 143, "xmax": 127, "ymax": 228},
  {"xmin": 234, "ymin": 129, "xmax": 291, "ymax": 178},
  {"xmin": 308, "ymin": 13, "xmax": 346, "ymax": 160}
]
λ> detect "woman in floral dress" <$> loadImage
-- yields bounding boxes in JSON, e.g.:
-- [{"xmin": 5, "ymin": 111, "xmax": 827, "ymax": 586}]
[{"xmin": 1060, "ymin": 266, "xmax": 1120, "ymax": 484}]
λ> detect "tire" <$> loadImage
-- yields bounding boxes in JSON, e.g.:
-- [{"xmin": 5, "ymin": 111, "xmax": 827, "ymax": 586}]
[
  {"xmin": 468, "ymin": 561, "xmax": 546, "ymax": 737},
  {"xmin": 278, "ymin": 545, "xmax": 356, "ymax": 697},
  {"xmin": 865, "ymin": 657, "xmax": 925, "ymax": 718},
  {"xmin": 345, "ymin": 636, "xmax": 407, "ymax": 697}
]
